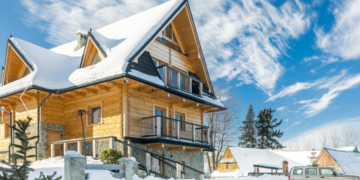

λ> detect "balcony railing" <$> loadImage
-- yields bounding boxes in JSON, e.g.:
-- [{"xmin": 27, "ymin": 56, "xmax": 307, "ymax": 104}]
[
  {"xmin": 157, "ymin": 66, "xmax": 203, "ymax": 96},
  {"xmin": 142, "ymin": 116, "xmax": 211, "ymax": 145}
]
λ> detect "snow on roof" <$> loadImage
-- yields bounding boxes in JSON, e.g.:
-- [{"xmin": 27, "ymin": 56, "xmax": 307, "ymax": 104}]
[
  {"xmin": 219, "ymin": 158, "xmax": 236, "ymax": 163},
  {"xmin": 335, "ymin": 146, "xmax": 358, "ymax": 152},
  {"xmin": 253, "ymin": 164, "xmax": 282, "ymax": 169},
  {"xmin": 270, "ymin": 150, "xmax": 320, "ymax": 166},
  {"xmin": 227, "ymin": 147, "xmax": 313, "ymax": 176},
  {"xmin": 325, "ymin": 148, "xmax": 360, "ymax": 175},
  {"xmin": 0, "ymin": 0, "xmax": 224, "ymax": 108}
]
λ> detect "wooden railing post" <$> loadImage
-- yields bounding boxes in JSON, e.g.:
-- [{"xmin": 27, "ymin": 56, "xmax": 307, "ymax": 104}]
[
  {"xmin": 200, "ymin": 82, "xmax": 203, "ymax": 96},
  {"xmin": 207, "ymin": 128, "xmax": 210, "ymax": 144},
  {"xmin": 63, "ymin": 143, "xmax": 68, "ymax": 155},
  {"xmin": 51, "ymin": 144, "xmax": 55, "ymax": 158},
  {"xmin": 177, "ymin": 72, "xmax": 180, "ymax": 89},
  {"xmin": 177, "ymin": 121, "xmax": 180, "ymax": 140},
  {"xmin": 163, "ymin": 66, "xmax": 167, "ymax": 85},
  {"xmin": 189, "ymin": 78, "xmax": 193, "ymax": 94},
  {"xmin": 109, "ymin": 137, "xmax": 115, "ymax": 149},
  {"xmin": 77, "ymin": 141, "xmax": 82, "ymax": 155},
  {"xmin": 157, "ymin": 117, "xmax": 162, "ymax": 138},
  {"xmin": 92, "ymin": 139, "xmax": 97, "ymax": 158}
]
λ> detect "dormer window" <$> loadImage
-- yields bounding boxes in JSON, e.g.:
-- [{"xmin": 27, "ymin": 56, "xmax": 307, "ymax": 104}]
[{"xmin": 81, "ymin": 36, "xmax": 105, "ymax": 68}]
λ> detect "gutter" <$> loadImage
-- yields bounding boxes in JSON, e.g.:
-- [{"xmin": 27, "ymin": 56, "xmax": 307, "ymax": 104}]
[{"xmin": 35, "ymin": 92, "xmax": 52, "ymax": 161}]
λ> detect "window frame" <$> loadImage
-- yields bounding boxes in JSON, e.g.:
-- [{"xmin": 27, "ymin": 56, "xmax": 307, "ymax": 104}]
[
  {"xmin": 292, "ymin": 168, "xmax": 303, "ymax": 175},
  {"xmin": 305, "ymin": 168, "xmax": 317, "ymax": 175},
  {"xmin": 87, "ymin": 101, "xmax": 103, "ymax": 126},
  {"xmin": 226, "ymin": 163, "xmax": 230, "ymax": 169},
  {"xmin": 153, "ymin": 106, "xmax": 168, "ymax": 135},
  {"xmin": 174, "ymin": 112, "xmax": 186, "ymax": 131}
]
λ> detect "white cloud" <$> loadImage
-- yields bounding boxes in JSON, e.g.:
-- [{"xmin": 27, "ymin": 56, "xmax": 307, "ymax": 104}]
[
  {"xmin": 268, "ymin": 70, "xmax": 360, "ymax": 117},
  {"xmin": 277, "ymin": 106, "xmax": 286, "ymax": 111},
  {"xmin": 310, "ymin": 69, "xmax": 316, "ymax": 74},
  {"xmin": 293, "ymin": 121, "xmax": 302, "ymax": 125},
  {"xmin": 315, "ymin": 0, "xmax": 360, "ymax": 60},
  {"xmin": 189, "ymin": 0, "xmax": 310, "ymax": 94},
  {"xmin": 285, "ymin": 118, "xmax": 289, "ymax": 122},
  {"xmin": 283, "ymin": 116, "xmax": 360, "ymax": 149}
]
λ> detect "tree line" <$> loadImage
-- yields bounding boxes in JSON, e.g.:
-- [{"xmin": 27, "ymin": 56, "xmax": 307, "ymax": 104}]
[{"xmin": 238, "ymin": 104, "xmax": 285, "ymax": 149}]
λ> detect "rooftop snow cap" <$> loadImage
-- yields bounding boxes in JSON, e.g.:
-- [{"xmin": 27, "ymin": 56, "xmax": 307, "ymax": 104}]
[{"xmin": 76, "ymin": 29, "xmax": 88, "ymax": 50}]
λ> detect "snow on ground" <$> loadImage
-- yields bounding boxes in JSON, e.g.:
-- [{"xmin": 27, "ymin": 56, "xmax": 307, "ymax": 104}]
[{"xmin": 206, "ymin": 175, "xmax": 287, "ymax": 180}]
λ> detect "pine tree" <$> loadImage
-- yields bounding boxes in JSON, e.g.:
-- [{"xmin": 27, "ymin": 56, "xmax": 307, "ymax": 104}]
[
  {"xmin": 238, "ymin": 104, "xmax": 257, "ymax": 148},
  {"xmin": 256, "ymin": 108, "xmax": 285, "ymax": 149},
  {"xmin": 0, "ymin": 116, "xmax": 61, "ymax": 180}
]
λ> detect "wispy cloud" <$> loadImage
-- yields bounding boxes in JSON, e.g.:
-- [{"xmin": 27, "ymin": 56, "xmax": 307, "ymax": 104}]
[
  {"xmin": 315, "ymin": 0, "xmax": 360, "ymax": 60},
  {"xmin": 268, "ymin": 70, "xmax": 360, "ymax": 117},
  {"xmin": 189, "ymin": 0, "xmax": 310, "ymax": 95},
  {"xmin": 283, "ymin": 116, "xmax": 360, "ymax": 149},
  {"xmin": 277, "ymin": 106, "xmax": 286, "ymax": 111}
]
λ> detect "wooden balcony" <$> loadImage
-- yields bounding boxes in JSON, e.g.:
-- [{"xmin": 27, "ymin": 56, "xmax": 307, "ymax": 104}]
[
  {"xmin": 142, "ymin": 116, "xmax": 212, "ymax": 147},
  {"xmin": 157, "ymin": 65, "xmax": 203, "ymax": 97}
]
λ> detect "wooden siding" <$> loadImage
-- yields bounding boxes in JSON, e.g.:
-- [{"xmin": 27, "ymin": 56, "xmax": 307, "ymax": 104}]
[
  {"xmin": 4, "ymin": 45, "xmax": 31, "ymax": 85},
  {"xmin": 81, "ymin": 38, "xmax": 105, "ymax": 68},
  {"xmin": 315, "ymin": 150, "xmax": 343, "ymax": 173},
  {"xmin": 216, "ymin": 147, "xmax": 241, "ymax": 172},
  {"xmin": 63, "ymin": 86, "xmax": 122, "ymax": 140}
]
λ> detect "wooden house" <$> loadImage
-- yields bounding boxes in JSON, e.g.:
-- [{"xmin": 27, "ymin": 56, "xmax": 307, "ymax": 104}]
[
  {"xmin": 314, "ymin": 147, "xmax": 360, "ymax": 175},
  {"xmin": 0, "ymin": 0, "xmax": 225, "ymax": 178}
]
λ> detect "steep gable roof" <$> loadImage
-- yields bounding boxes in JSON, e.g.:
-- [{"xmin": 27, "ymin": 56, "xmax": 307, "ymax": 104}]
[
  {"xmin": 0, "ymin": 0, "xmax": 224, "ymax": 109},
  {"xmin": 320, "ymin": 148, "xmax": 360, "ymax": 175}
]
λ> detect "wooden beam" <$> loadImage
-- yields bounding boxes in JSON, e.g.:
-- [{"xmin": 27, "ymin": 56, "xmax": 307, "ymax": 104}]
[
  {"xmin": 169, "ymin": 146, "xmax": 185, "ymax": 151},
  {"xmin": 171, "ymin": 98, "xmax": 186, "ymax": 106},
  {"xmin": 187, "ymin": 148, "xmax": 202, "ymax": 153},
  {"xmin": 7, "ymin": 97, "xmax": 20, "ymax": 103},
  {"xmin": 153, "ymin": 93, "xmax": 170, "ymax": 99},
  {"xmin": 63, "ymin": 94, "xmax": 75, "ymax": 100},
  {"xmin": 148, "ymin": 144, "xmax": 165, "ymax": 149},
  {"xmin": 14, "ymin": 94, "xmax": 31, "ymax": 101},
  {"xmin": 109, "ymin": 81, "xmax": 121, "ymax": 89},
  {"xmin": 74, "ymin": 91, "xmax": 86, "ymax": 98},
  {"xmin": 84, "ymin": 88, "xmax": 97, "ymax": 95},
  {"xmin": 96, "ymin": 84, "xmax": 110, "ymax": 92},
  {"xmin": 183, "ymin": 103, "xmax": 199, "ymax": 108}
]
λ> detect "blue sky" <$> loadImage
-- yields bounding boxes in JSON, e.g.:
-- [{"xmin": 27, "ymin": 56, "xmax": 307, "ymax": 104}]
[{"xmin": 1, "ymin": 0, "xmax": 360, "ymax": 148}]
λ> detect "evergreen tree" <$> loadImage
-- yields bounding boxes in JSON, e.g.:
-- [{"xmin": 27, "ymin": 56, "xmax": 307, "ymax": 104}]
[
  {"xmin": 256, "ymin": 108, "xmax": 285, "ymax": 149},
  {"xmin": 238, "ymin": 104, "xmax": 257, "ymax": 148},
  {"xmin": 0, "ymin": 117, "xmax": 60, "ymax": 180}
]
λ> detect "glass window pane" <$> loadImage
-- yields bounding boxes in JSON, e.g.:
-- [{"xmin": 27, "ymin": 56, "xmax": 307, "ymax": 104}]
[
  {"xmin": 180, "ymin": 74, "xmax": 186, "ymax": 90},
  {"xmin": 293, "ymin": 169, "xmax": 303, "ymax": 175},
  {"xmin": 171, "ymin": 70, "xmax": 177, "ymax": 87},
  {"xmin": 306, "ymin": 168, "xmax": 317, "ymax": 175},
  {"xmin": 91, "ymin": 107, "xmax": 101, "ymax": 124}
]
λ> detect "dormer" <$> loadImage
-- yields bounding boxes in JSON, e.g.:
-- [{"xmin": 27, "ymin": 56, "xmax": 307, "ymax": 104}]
[
  {"xmin": 80, "ymin": 33, "xmax": 106, "ymax": 68},
  {"xmin": 2, "ymin": 40, "xmax": 33, "ymax": 85}
]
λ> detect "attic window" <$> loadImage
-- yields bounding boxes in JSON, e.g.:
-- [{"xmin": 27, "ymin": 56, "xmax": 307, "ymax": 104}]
[
  {"xmin": 91, "ymin": 52, "xmax": 101, "ymax": 65},
  {"xmin": 158, "ymin": 24, "xmax": 182, "ymax": 53}
]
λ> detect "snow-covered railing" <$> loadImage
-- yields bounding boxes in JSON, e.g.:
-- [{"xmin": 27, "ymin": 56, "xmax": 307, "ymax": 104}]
[
  {"xmin": 142, "ymin": 116, "xmax": 210, "ymax": 144},
  {"xmin": 157, "ymin": 65, "xmax": 203, "ymax": 97}
]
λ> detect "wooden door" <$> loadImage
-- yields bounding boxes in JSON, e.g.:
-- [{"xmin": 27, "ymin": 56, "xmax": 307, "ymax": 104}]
[{"xmin": 47, "ymin": 131, "xmax": 62, "ymax": 157}]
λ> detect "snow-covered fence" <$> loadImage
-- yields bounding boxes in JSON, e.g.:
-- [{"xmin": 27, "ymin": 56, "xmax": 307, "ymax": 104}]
[{"xmin": 64, "ymin": 151, "xmax": 139, "ymax": 180}]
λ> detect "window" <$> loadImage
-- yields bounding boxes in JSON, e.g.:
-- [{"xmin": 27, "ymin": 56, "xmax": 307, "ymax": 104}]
[
  {"xmin": 154, "ymin": 108, "xmax": 164, "ymax": 134},
  {"xmin": 4, "ymin": 123, "xmax": 9, "ymax": 138},
  {"xmin": 175, "ymin": 113, "xmax": 185, "ymax": 131},
  {"xmin": 226, "ymin": 163, "xmax": 230, "ymax": 169},
  {"xmin": 163, "ymin": 25, "xmax": 178, "ymax": 43},
  {"xmin": 305, "ymin": 168, "xmax": 317, "ymax": 175},
  {"xmin": 91, "ymin": 52, "xmax": 101, "ymax": 65},
  {"xmin": 293, "ymin": 169, "xmax": 303, "ymax": 175},
  {"xmin": 320, "ymin": 168, "xmax": 335, "ymax": 176},
  {"xmin": 158, "ymin": 24, "xmax": 182, "ymax": 53},
  {"xmin": 91, "ymin": 107, "xmax": 101, "ymax": 124}
]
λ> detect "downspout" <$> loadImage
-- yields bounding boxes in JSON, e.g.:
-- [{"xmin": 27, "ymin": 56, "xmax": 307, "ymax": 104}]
[
  {"xmin": 35, "ymin": 92, "xmax": 52, "ymax": 161},
  {"xmin": 6, "ymin": 111, "xmax": 12, "ymax": 164}
]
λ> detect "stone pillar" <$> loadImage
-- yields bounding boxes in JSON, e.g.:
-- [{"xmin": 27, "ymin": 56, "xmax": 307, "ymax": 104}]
[
  {"xmin": 118, "ymin": 157, "xmax": 139, "ymax": 180},
  {"xmin": 64, "ymin": 151, "xmax": 85, "ymax": 180}
]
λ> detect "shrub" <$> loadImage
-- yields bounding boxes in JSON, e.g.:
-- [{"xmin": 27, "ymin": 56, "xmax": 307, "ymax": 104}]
[{"xmin": 100, "ymin": 149, "xmax": 122, "ymax": 164}]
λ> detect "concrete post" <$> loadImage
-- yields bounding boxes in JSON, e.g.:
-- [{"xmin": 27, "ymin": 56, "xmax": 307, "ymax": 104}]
[
  {"xmin": 118, "ymin": 157, "xmax": 140, "ymax": 180},
  {"xmin": 64, "ymin": 151, "xmax": 85, "ymax": 180},
  {"xmin": 50, "ymin": 144, "xmax": 55, "ymax": 158},
  {"xmin": 92, "ymin": 139, "xmax": 97, "ymax": 158}
]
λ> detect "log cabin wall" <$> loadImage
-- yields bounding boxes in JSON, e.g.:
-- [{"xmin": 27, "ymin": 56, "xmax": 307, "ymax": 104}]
[
  {"xmin": 127, "ymin": 87, "xmax": 203, "ymax": 138},
  {"xmin": 315, "ymin": 150, "xmax": 343, "ymax": 173},
  {"xmin": 216, "ymin": 148, "xmax": 241, "ymax": 172},
  {"xmin": 62, "ymin": 85, "xmax": 122, "ymax": 140}
]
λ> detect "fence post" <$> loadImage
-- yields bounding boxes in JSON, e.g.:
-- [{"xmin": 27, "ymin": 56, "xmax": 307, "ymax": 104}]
[
  {"xmin": 77, "ymin": 141, "xmax": 82, "ymax": 155},
  {"xmin": 146, "ymin": 153, "xmax": 151, "ymax": 175},
  {"xmin": 176, "ymin": 163, "xmax": 182, "ymax": 179},
  {"xmin": 64, "ymin": 151, "xmax": 85, "ymax": 180},
  {"xmin": 118, "ymin": 157, "xmax": 140, "ymax": 180},
  {"xmin": 50, "ymin": 144, "xmax": 55, "ymax": 158},
  {"xmin": 63, "ymin": 143, "xmax": 68, "ymax": 155},
  {"xmin": 92, "ymin": 139, "xmax": 97, "ymax": 158}
]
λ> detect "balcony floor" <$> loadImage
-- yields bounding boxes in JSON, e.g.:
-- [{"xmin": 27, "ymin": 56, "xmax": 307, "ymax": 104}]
[{"xmin": 124, "ymin": 136, "xmax": 215, "ymax": 151}]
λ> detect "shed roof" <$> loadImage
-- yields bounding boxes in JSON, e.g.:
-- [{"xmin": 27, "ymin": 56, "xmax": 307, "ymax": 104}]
[{"xmin": 324, "ymin": 148, "xmax": 360, "ymax": 175}]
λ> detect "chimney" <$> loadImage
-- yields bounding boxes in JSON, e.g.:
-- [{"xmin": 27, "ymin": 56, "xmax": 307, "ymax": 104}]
[
  {"xmin": 76, "ymin": 30, "xmax": 88, "ymax": 49},
  {"xmin": 282, "ymin": 161, "xmax": 289, "ymax": 176}
]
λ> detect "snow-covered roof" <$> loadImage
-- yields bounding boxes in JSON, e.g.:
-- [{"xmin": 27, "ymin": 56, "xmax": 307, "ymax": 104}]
[
  {"xmin": 218, "ymin": 147, "xmax": 320, "ymax": 176},
  {"xmin": 0, "ymin": 0, "xmax": 224, "ymax": 109},
  {"xmin": 324, "ymin": 148, "xmax": 360, "ymax": 175},
  {"xmin": 335, "ymin": 146, "xmax": 358, "ymax": 152},
  {"xmin": 253, "ymin": 164, "xmax": 282, "ymax": 169},
  {"xmin": 219, "ymin": 158, "xmax": 236, "ymax": 163}
]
